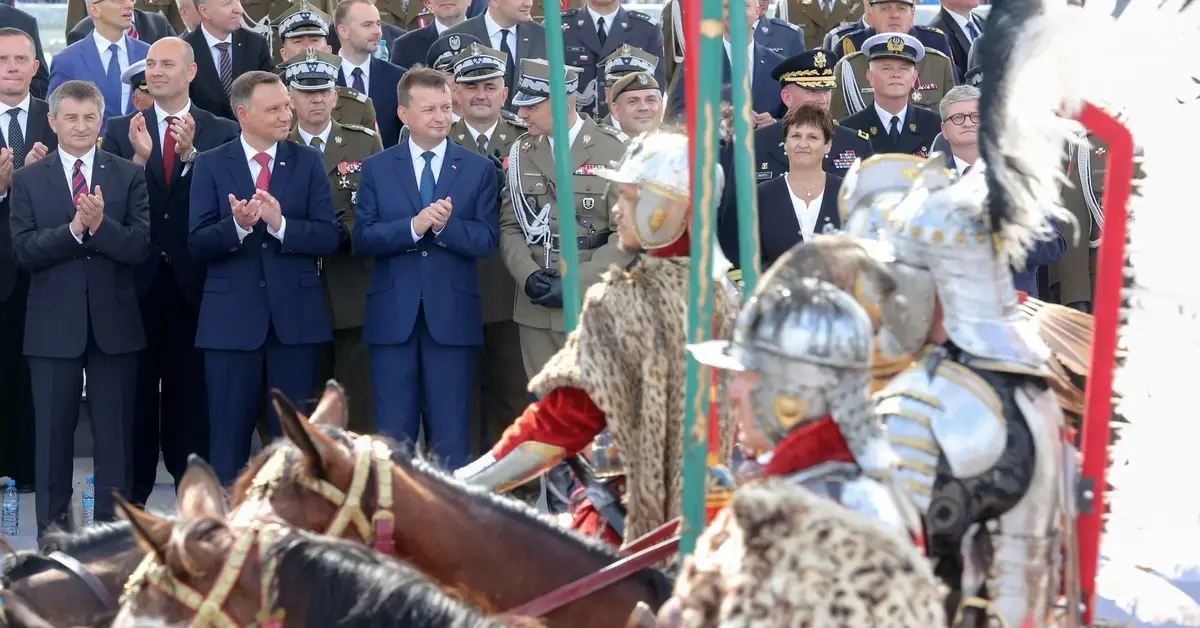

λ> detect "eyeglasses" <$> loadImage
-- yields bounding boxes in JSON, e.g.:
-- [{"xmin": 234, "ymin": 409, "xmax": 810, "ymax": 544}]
[{"xmin": 944, "ymin": 112, "xmax": 980, "ymax": 126}]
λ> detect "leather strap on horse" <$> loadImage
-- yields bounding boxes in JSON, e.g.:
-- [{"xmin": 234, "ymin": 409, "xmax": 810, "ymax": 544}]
[
  {"xmin": 291, "ymin": 435, "xmax": 396, "ymax": 554},
  {"xmin": 47, "ymin": 551, "xmax": 117, "ymax": 611},
  {"xmin": 505, "ymin": 536, "xmax": 680, "ymax": 619},
  {"xmin": 620, "ymin": 518, "xmax": 680, "ymax": 556}
]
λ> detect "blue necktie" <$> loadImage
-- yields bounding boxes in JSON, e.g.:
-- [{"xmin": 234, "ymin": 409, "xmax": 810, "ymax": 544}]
[
  {"xmin": 420, "ymin": 151, "xmax": 436, "ymax": 208},
  {"xmin": 106, "ymin": 44, "xmax": 121, "ymax": 114},
  {"xmin": 967, "ymin": 21, "xmax": 980, "ymax": 41}
]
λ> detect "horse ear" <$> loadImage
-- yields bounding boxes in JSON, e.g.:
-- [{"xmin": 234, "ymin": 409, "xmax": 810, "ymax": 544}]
[
  {"xmin": 115, "ymin": 496, "xmax": 172, "ymax": 561},
  {"xmin": 626, "ymin": 602, "xmax": 657, "ymax": 628},
  {"xmin": 308, "ymin": 380, "xmax": 350, "ymax": 428},
  {"xmin": 0, "ymin": 590, "xmax": 58, "ymax": 628},
  {"xmin": 177, "ymin": 455, "xmax": 228, "ymax": 520},
  {"xmin": 272, "ymin": 388, "xmax": 341, "ymax": 480}
]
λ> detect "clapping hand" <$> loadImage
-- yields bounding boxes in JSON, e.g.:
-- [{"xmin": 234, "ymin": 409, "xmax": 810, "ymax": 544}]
[
  {"xmin": 0, "ymin": 148, "xmax": 13, "ymax": 190},
  {"xmin": 129, "ymin": 112, "xmax": 153, "ymax": 164},
  {"xmin": 751, "ymin": 111, "xmax": 775, "ymax": 128},
  {"xmin": 77, "ymin": 185, "xmax": 105, "ymax": 232},
  {"xmin": 229, "ymin": 193, "xmax": 260, "ymax": 231},
  {"xmin": 24, "ymin": 142, "xmax": 48, "ymax": 165},
  {"xmin": 251, "ymin": 189, "xmax": 283, "ymax": 231},
  {"xmin": 427, "ymin": 197, "xmax": 452, "ymax": 230},
  {"xmin": 170, "ymin": 113, "xmax": 196, "ymax": 161}
]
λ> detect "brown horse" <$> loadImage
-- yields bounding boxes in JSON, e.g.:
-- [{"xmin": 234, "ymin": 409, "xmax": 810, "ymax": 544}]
[
  {"xmin": 114, "ymin": 459, "xmax": 535, "ymax": 628},
  {"xmin": 227, "ymin": 382, "xmax": 673, "ymax": 627}
]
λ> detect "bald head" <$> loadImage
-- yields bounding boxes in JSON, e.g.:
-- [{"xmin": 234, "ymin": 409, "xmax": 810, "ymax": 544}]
[{"xmin": 144, "ymin": 37, "xmax": 198, "ymax": 106}]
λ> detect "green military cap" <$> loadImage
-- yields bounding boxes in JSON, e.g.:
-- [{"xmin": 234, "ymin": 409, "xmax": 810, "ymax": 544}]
[
  {"xmin": 273, "ymin": 1, "xmax": 331, "ymax": 39},
  {"xmin": 121, "ymin": 59, "xmax": 148, "ymax": 93},
  {"xmin": 601, "ymin": 44, "xmax": 658, "ymax": 87},
  {"xmin": 428, "ymin": 33, "xmax": 484, "ymax": 73},
  {"xmin": 280, "ymin": 48, "xmax": 340, "ymax": 91},
  {"xmin": 512, "ymin": 58, "xmax": 582, "ymax": 107},
  {"xmin": 451, "ymin": 42, "xmax": 507, "ymax": 84},
  {"xmin": 610, "ymin": 71, "xmax": 660, "ymax": 101}
]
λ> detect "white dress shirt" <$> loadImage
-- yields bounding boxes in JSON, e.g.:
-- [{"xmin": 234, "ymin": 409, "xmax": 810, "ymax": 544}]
[
  {"xmin": 722, "ymin": 38, "xmax": 757, "ymax": 83},
  {"xmin": 93, "ymin": 30, "xmax": 130, "ymax": 115},
  {"xmin": 152, "ymin": 100, "xmax": 192, "ymax": 153},
  {"xmin": 952, "ymin": 153, "xmax": 974, "ymax": 175},
  {"xmin": 946, "ymin": 10, "xmax": 978, "ymax": 41},
  {"xmin": 875, "ymin": 101, "xmax": 907, "ymax": 133},
  {"xmin": 297, "ymin": 122, "xmax": 333, "ymax": 152},
  {"xmin": 340, "ymin": 55, "xmax": 371, "ymax": 94},
  {"xmin": 464, "ymin": 118, "xmax": 499, "ymax": 149},
  {"xmin": 62, "ymin": 147, "xmax": 96, "ymax": 242},
  {"xmin": 434, "ymin": 19, "xmax": 453, "ymax": 35},
  {"xmin": 235, "ymin": 135, "xmax": 286, "ymax": 242},
  {"xmin": 484, "ymin": 11, "xmax": 517, "ymax": 60},
  {"xmin": 785, "ymin": 176, "xmax": 823, "ymax": 241},
  {"xmin": 586, "ymin": 4, "xmax": 618, "ymax": 35},
  {"xmin": 200, "ymin": 25, "xmax": 233, "ymax": 80},
  {"xmin": 546, "ymin": 115, "xmax": 585, "ymax": 154},
  {"xmin": 409, "ymin": 137, "xmax": 448, "ymax": 241}
]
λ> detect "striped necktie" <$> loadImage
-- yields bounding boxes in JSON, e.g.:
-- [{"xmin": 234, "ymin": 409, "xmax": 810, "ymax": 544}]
[{"xmin": 71, "ymin": 159, "xmax": 87, "ymax": 204}]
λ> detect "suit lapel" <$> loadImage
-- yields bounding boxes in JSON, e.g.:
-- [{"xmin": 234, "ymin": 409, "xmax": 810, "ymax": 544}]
[
  {"xmin": 26, "ymin": 100, "xmax": 47, "ymax": 149},
  {"xmin": 231, "ymin": 30, "xmax": 247, "ymax": 77},
  {"xmin": 816, "ymin": 180, "xmax": 840, "ymax": 232},
  {"xmin": 92, "ymin": 150, "xmax": 112, "ymax": 206},
  {"xmin": 144, "ymin": 107, "xmax": 165, "ymax": 191},
  {"xmin": 44, "ymin": 152, "xmax": 75, "ymax": 221},
  {"xmin": 599, "ymin": 8, "xmax": 629, "ymax": 59},
  {"xmin": 392, "ymin": 140, "xmax": 424, "ymax": 211},
  {"xmin": 529, "ymin": 136, "xmax": 558, "ymax": 186},
  {"xmin": 577, "ymin": 10, "xmax": 604, "ymax": 55},
  {"xmin": 432, "ymin": 141, "xmax": 461, "ymax": 201},
  {"xmin": 191, "ymin": 31, "xmax": 220, "ymax": 91},
  {"xmin": 267, "ymin": 140, "xmax": 294, "ymax": 201},
  {"xmin": 941, "ymin": 8, "xmax": 971, "ymax": 64},
  {"xmin": 82, "ymin": 40, "xmax": 108, "ymax": 87},
  {"xmin": 323, "ymin": 120, "xmax": 350, "ymax": 173},
  {"xmin": 570, "ymin": 119, "xmax": 595, "ymax": 172},
  {"xmin": 225, "ymin": 138, "xmax": 256, "ymax": 201},
  {"xmin": 897, "ymin": 106, "xmax": 922, "ymax": 155}
]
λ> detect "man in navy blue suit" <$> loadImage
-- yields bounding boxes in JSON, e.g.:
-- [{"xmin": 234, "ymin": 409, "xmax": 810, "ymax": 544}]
[
  {"xmin": 101, "ymin": 37, "xmax": 240, "ymax": 503},
  {"xmin": 189, "ymin": 71, "xmax": 339, "ymax": 484},
  {"xmin": 10, "ymin": 80, "xmax": 151, "ymax": 534},
  {"xmin": 353, "ymin": 66, "xmax": 498, "ymax": 469},
  {"xmin": 334, "ymin": 0, "xmax": 408, "ymax": 148}
]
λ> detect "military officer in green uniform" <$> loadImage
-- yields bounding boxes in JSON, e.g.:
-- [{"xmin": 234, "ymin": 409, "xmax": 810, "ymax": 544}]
[
  {"xmin": 283, "ymin": 49, "xmax": 384, "ymax": 432},
  {"xmin": 1049, "ymin": 132, "xmax": 1105, "ymax": 313},
  {"xmin": 378, "ymin": 0, "xmax": 433, "ymax": 32},
  {"xmin": 605, "ymin": 71, "xmax": 665, "ymax": 137},
  {"xmin": 828, "ymin": 35, "xmax": 955, "ymax": 120},
  {"xmin": 274, "ymin": 2, "xmax": 380, "ymax": 131},
  {"xmin": 595, "ymin": 44, "xmax": 658, "ymax": 127},
  {"xmin": 501, "ymin": 59, "xmax": 634, "ymax": 378},
  {"xmin": 774, "ymin": 0, "xmax": 864, "ymax": 51},
  {"xmin": 443, "ymin": 44, "xmax": 530, "ymax": 453}
]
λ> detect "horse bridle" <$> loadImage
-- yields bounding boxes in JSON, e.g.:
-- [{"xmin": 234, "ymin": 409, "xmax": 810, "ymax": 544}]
[
  {"xmin": 244, "ymin": 434, "xmax": 396, "ymax": 554},
  {"xmin": 0, "ymin": 550, "xmax": 118, "ymax": 613},
  {"xmin": 121, "ymin": 524, "xmax": 286, "ymax": 628}
]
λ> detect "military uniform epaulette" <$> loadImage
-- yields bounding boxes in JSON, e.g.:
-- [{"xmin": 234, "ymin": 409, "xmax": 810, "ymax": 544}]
[
  {"xmin": 627, "ymin": 10, "xmax": 653, "ymax": 22},
  {"xmin": 915, "ymin": 24, "xmax": 945, "ymax": 36},
  {"xmin": 595, "ymin": 122, "xmax": 628, "ymax": 141},
  {"xmin": 338, "ymin": 86, "xmax": 367, "ymax": 103},
  {"xmin": 342, "ymin": 123, "xmax": 376, "ymax": 136},
  {"xmin": 561, "ymin": 7, "xmax": 581, "ymax": 16},
  {"xmin": 763, "ymin": 16, "xmax": 799, "ymax": 31},
  {"xmin": 923, "ymin": 47, "xmax": 950, "ymax": 61},
  {"xmin": 856, "ymin": 129, "xmax": 870, "ymax": 141}
]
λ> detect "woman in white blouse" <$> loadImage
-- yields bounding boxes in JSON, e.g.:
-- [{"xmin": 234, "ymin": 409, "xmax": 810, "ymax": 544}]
[{"xmin": 756, "ymin": 105, "xmax": 844, "ymax": 268}]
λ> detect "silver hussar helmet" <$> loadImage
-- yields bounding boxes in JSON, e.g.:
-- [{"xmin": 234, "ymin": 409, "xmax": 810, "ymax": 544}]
[
  {"xmin": 883, "ymin": 167, "xmax": 1051, "ymax": 372},
  {"xmin": 597, "ymin": 132, "xmax": 720, "ymax": 250},
  {"xmin": 690, "ymin": 278, "xmax": 874, "ymax": 444},
  {"xmin": 839, "ymin": 154, "xmax": 931, "ymax": 241}
]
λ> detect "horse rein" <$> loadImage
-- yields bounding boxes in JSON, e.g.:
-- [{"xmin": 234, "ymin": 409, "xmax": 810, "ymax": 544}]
[
  {"xmin": 44, "ymin": 551, "xmax": 118, "ymax": 611},
  {"xmin": 121, "ymin": 524, "xmax": 286, "ymax": 628},
  {"xmin": 244, "ymin": 434, "xmax": 396, "ymax": 555}
]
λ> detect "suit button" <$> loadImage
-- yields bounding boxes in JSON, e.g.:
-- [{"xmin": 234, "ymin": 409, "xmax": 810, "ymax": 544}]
[
  {"xmin": 163, "ymin": 213, "xmax": 169, "ymax": 219},
  {"xmin": 262, "ymin": 242, "xmax": 268, "ymax": 248},
  {"xmin": 260, "ymin": 281, "xmax": 266, "ymax": 287},
  {"xmin": 421, "ymin": 251, "xmax": 427, "ymax": 257}
]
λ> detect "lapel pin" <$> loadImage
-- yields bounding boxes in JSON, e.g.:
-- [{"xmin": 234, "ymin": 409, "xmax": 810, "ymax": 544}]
[
  {"xmin": 499, "ymin": 133, "xmax": 507, "ymax": 140},
  {"xmin": 621, "ymin": 21, "xmax": 627, "ymax": 28},
  {"xmin": 334, "ymin": 136, "xmax": 343, "ymax": 144},
  {"xmin": 582, "ymin": 134, "xmax": 591, "ymax": 143},
  {"xmin": 577, "ymin": 19, "xmax": 584, "ymax": 25},
  {"xmin": 908, "ymin": 123, "xmax": 917, "ymax": 132},
  {"xmin": 451, "ymin": 164, "xmax": 457, "ymax": 170},
  {"xmin": 458, "ymin": 133, "xmax": 464, "ymax": 140},
  {"xmin": 869, "ymin": 127, "xmax": 878, "ymax": 135},
  {"xmin": 279, "ymin": 161, "xmax": 285, "ymax": 166},
  {"xmin": 762, "ymin": 26, "xmax": 769, "ymax": 33}
]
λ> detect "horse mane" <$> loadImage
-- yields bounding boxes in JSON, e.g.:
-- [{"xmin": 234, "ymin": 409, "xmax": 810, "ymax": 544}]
[
  {"xmin": 269, "ymin": 530, "xmax": 508, "ymax": 627},
  {"xmin": 2, "ymin": 521, "xmax": 138, "ymax": 584}
]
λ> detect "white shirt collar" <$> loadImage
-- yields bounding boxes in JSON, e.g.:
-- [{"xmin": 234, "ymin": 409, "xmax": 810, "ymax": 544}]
[
  {"xmin": 609, "ymin": 116, "xmax": 622, "ymax": 131},
  {"xmin": 586, "ymin": 4, "xmax": 618, "ymax": 31},
  {"xmin": 946, "ymin": 9, "xmax": 974, "ymax": 32},
  {"xmin": 200, "ymin": 24, "xmax": 232, "ymax": 47},
  {"xmin": 340, "ymin": 56, "xmax": 370, "ymax": 81},
  {"xmin": 751, "ymin": 18, "xmax": 759, "ymax": 31},
  {"xmin": 952, "ymin": 153, "xmax": 973, "ymax": 173},
  {"xmin": 547, "ymin": 115, "xmax": 585, "ymax": 153},
  {"xmin": 298, "ymin": 122, "xmax": 333, "ymax": 149},
  {"xmin": 0, "ymin": 93, "xmax": 31, "ymax": 118},
  {"xmin": 153, "ymin": 100, "xmax": 192, "ymax": 123},
  {"xmin": 874, "ymin": 101, "xmax": 906, "ymax": 129},
  {"xmin": 465, "ymin": 118, "xmax": 499, "ymax": 144},
  {"xmin": 58, "ymin": 146, "xmax": 96, "ymax": 171},
  {"xmin": 722, "ymin": 38, "xmax": 757, "ymax": 80},
  {"xmin": 240, "ymin": 135, "xmax": 277, "ymax": 164},
  {"xmin": 434, "ymin": 19, "xmax": 452, "ymax": 34},
  {"xmin": 484, "ymin": 10, "xmax": 515, "ymax": 40},
  {"xmin": 408, "ymin": 136, "xmax": 448, "ymax": 164},
  {"xmin": 93, "ymin": 29, "xmax": 126, "ymax": 56}
]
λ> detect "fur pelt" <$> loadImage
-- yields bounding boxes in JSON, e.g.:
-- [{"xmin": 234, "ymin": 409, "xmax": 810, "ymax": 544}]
[
  {"xmin": 529, "ymin": 256, "xmax": 737, "ymax": 541},
  {"xmin": 670, "ymin": 479, "xmax": 946, "ymax": 628}
]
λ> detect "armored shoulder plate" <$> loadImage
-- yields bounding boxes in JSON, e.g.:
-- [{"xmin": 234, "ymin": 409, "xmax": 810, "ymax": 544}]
[
  {"xmin": 765, "ymin": 16, "xmax": 799, "ymax": 31},
  {"xmin": 338, "ymin": 86, "xmax": 368, "ymax": 103},
  {"xmin": 877, "ymin": 360, "xmax": 1008, "ymax": 481},
  {"xmin": 916, "ymin": 24, "xmax": 945, "ymax": 36},
  {"xmin": 595, "ymin": 122, "xmax": 629, "ymax": 142},
  {"xmin": 341, "ymin": 123, "xmax": 376, "ymax": 136},
  {"xmin": 856, "ymin": 129, "xmax": 870, "ymax": 141},
  {"xmin": 561, "ymin": 7, "xmax": 581, "ymax": 16},
  {"xmin": 627, "ymin": 10, "xmax": 653, "ymax": 22}
]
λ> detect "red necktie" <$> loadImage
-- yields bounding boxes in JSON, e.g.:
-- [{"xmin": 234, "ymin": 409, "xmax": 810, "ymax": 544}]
[
  {"xmin": 253, "ymin": 152, "xmax": 271, "ymax": 191},
  {"xmin": 162, "ymin": 116, "xmax": 176, "ymax": 186}
]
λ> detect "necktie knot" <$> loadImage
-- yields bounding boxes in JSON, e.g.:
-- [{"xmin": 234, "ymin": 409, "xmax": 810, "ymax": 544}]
[
  {"xmin": 165, "ymin": 115, "xmax": 177, "ymax": 126},
  {"xmin": 254, "ymin": 152, "xmax": 271, "ymax": 168},
  {"xmin": 108, "ymin": 43, "xmax": 119, "ymax": 55},
  {"xmin": 309, "ymin": 135, "xmax": 324, "ymax": 151},
  {"xmin": 215, "ymin": 42, "xmax": 229, "ymax": 52},
  {"xmin": 421, "ymin": 150, "xmax": 435, "ymax": 164},
  {"xmin": 74, "ymin": 158, "xmax": 84, "ymax": 172}
]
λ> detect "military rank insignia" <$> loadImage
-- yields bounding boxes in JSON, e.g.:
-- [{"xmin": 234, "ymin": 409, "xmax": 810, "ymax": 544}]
[
  {"xmin": 573, "ymin": 164, "xmax": 600, "ymax": 176},
  {"xmin": 337, "ymin": 161, "xmax": 362, "ymax": 175}
]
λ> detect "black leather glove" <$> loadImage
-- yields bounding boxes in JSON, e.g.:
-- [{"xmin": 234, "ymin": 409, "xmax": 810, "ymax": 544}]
[
  {"xmin": 524, "ymin": 270, "xmax": 554, "ymax": 300},
  {"xmin": 1066, "ymin": 301, "xmax": 1092, "ymax": 314},
  {"xmin": 531, "ymin": 273, "xmax": 563, "ymax": 309}
]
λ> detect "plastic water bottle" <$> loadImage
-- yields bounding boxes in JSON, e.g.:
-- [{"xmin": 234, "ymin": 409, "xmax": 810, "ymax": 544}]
[
  {"xmin": 82, "ymin": 475, "xmax": 95, "ymax": 527},
  {"xmin": 1, "ymin": 479, "xmax": 19, "ymax": 537}
]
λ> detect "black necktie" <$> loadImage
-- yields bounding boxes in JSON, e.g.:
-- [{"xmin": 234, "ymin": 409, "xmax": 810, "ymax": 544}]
[
  {"xmin": 889, "ymin": 115, "xmax": 900, "ymax": 144},
  {"xmin": 7, "ymin": 109, "xmax": 25, "ymax": 169},
  {"xmin": 597, "ymin": 17, "xmax": 607, "ymax": 45},
  {"xmin": 476, "ymin": 132, "xmax": 488, "ymax": 153},
  {"xmin": 309, "ymin": 135, "xmax": 324, "ymax": 153},
  {"xmin": 500, "ymin": 29, "xmax": 515, "ymax": 104}
]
